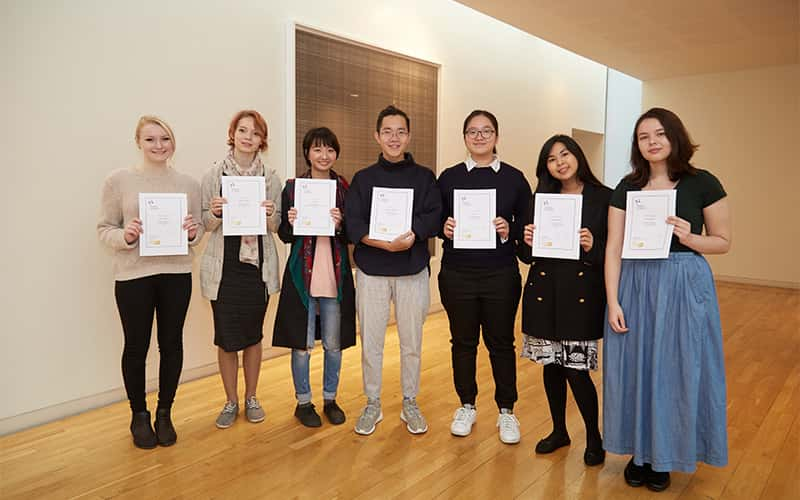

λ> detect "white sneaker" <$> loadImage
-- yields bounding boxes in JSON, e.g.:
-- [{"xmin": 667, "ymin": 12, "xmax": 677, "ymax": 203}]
[
  {"xmin": 497, "ymin": 409, "xmax": 520, "ymax": 444},
  {"xmin": 450, "ymin": 404, "xmax": 477, "ymax": 437}
]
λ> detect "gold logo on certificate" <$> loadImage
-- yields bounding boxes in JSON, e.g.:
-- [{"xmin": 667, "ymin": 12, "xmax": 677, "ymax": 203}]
[{"xmin": 151, "ymin": 240, "xmax": 161, "ymax": 245}]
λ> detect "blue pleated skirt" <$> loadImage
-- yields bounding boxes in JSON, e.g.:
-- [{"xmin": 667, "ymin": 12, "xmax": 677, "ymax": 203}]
[{"xmin": 603, "ymin": 252, "xmax": 728, "ymax": 473}]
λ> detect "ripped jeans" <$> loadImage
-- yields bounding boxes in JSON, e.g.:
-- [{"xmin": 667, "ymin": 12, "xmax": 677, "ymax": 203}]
[{"xmin": 290, "ymin": 297, "xmax": 342, "ymax": 404}]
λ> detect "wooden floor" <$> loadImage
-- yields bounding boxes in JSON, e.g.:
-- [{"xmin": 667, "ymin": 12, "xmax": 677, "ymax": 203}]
[{"xmin": 1, "ymin": 282, "xmax": 798, "ymax": 499}]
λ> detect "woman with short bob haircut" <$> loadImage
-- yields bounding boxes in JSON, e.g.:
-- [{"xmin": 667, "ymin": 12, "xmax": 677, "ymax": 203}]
[
  {"xmin": 604, "ymin": 107, "xmax": 731, "ymax": 492},
  {"xmin": 98, "ymin": 115, "xmax": 203, "ymax": 449},
  {"xmin": 272, "ymin": 127, "xmax": 356, "ymax": 428},
  {"xmin": 518, "ymin": 134, "xmax": 611, "ymax": 466},
  {"xmin": 200, "ymin": 110, "xmax": 282, "ymax": 430}
]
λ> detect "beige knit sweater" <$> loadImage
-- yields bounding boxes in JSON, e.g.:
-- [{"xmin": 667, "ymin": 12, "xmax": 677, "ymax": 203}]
[
  {"xmin": 199, "ymin": 162, "xmax": 282, "ymax": 300},
  {"xmin": 97, "ymin": 165, "xmax": 204, "ymax": 281}
]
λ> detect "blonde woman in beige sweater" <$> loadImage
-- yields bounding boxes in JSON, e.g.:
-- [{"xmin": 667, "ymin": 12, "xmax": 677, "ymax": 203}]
[
  {"xmin": 200, "ymin": 110, "xmax": 281, "ymax": 429},
  {"xmin": 97, "ymin": 116, "xmax": 203, "ymax": 449}
]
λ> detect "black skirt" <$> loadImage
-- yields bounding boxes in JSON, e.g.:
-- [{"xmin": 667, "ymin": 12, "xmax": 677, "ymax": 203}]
[{"xmin": 211, "ymin": 236, "xmax": 267, "ymax": 352}]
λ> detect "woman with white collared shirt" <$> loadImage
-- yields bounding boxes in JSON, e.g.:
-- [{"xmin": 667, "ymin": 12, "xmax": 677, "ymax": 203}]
[{"xmin": 437, "ymin": 110, "xmax": 531, "ymax": 444}]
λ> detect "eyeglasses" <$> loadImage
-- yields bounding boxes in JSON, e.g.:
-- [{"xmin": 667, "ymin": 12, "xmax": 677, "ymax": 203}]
[
  {"xmin": 465, "ymin": 128, "xmax": 496, "ymax": 139},
  {"xmin": 379, "ymin": 129, "xmax": 409, "ymax": 139}
]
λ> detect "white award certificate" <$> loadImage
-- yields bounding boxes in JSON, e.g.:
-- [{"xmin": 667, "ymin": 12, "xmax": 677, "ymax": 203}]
[
  {"xmin": 222, "ymin": 176, "xmax": 267, "ymax": 236},
  {"xmin": 138, "ymin": 193, "xmax": 188, "ymax": 257},
  {"xmin": 453, "ymin": 189, "xmax": 496, "ymax": 249},
  {"xmin": 293, "ymin": 178, "xmax": 336, "ymax": 236},
  {"xmin": 532, "ymin": 193, "xmax": 582, "ymax": 260},
  {"xmin": 368, "ymin": 187, "xmax": 414, "ymax": 242},
  {"xmin": 622, "ymin": 189, "xmax": 676, "ymax": 259}
]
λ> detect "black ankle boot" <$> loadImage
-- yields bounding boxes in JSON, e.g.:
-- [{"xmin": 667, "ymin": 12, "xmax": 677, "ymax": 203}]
[
  {"xmin": 323, "ymin": 400, "xmax": 346, "ymax": 425},
  {"xmin": 154, "ymin": 408, "xmax": 177, "ymax": 446},
  {"xmin": 130, "ymin": 410, "xmax": 157, "ymax": 449},
  {"xmin": 295, "ymin": 403, "xmax": 322, "ymax": 427}
]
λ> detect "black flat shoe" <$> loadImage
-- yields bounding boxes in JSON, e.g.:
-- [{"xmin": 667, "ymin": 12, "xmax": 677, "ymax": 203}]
[
  {"xmin": 534, "ymin": 432, "xmax": 571, "ymax": 454},
  {"xmin": 323, "ymin": 400, "xmax": 346, "ymax": 425},
  {"xmin": 130, "ymin": 411, "xmax": 157, "ymax": 449},
  {"xmin": 583, "ymin": 447, "xmax": 606, "ymax": 466},
  {"xmin": 646, "ymin": 469, "xmax": 671, "ymax": 492},
  {"xmin": 295, "ymin": 403, "xmax": 322, "ymax": 428},
  {"xmin": 623, "ymin": 458, "xmax": 648, "ymax": 487},
  {"xmin": 154, "ymin": 408, "xmax": 177, "ymax": 446}
]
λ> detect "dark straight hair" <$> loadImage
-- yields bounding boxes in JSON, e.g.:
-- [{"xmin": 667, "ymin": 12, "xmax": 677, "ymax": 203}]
[
  {"xmin": 535, "ymin": 134, "xmax": 605, "ymax": 193},
  {"xmin": 302, "ymin": 127, "xmax": 341, "ymax": 167},
  {"xmin": 462, "ymin": 109, "xmax": 499, "ymax": 154},
  {"xmin": 627, "ymin": 107, "xmax": 698, "ymax": 188},
  {"xmin": 375, "ymin": 105, "xmax": 410, "ymax": 132}
]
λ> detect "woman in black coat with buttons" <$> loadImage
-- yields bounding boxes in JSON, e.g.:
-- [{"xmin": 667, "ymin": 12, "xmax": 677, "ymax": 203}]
[{"xmin": 518, "ymin": 134, "xmax": 611, "ymax": 466}]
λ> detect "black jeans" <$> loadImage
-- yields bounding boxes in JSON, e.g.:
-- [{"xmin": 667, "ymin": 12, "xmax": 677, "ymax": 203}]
[
  {"xmin": 438, "ymin": 265, "xmax": 522, "ymax": 410},
  {"xmin": 114, "ymin": 273, "xmax": 192, "ymax": 412}
]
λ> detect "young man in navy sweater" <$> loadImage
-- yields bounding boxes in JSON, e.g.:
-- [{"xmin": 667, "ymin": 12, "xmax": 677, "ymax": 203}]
[{"xmin": 345, "ymin": 105, "xmax": 442, "ymax": 435}]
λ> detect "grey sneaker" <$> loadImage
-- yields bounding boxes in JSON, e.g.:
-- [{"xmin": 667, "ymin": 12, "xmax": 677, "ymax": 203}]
[
  {"xmin": 215, "ymin": 401, "xmax": 239, "ymax": 429},
  {"xmin": 354, "ymin": 400, "xmax": 383, "ymax": 435},
  {"xmin": 245, "ymin": 396, "xmax": 265, "ymax": 423},
  {"xmin": 400, "ymin": 398, "xmax": 428, "ymax": 434}
]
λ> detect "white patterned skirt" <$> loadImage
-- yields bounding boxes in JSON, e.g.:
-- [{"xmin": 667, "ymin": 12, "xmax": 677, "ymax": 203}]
[{"xmin": 521, "ymin": 335, "xmax": 598, "ymax": 371}]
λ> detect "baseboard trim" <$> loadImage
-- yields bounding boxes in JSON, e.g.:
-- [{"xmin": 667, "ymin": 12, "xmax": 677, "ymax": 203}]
[
  {"xmin": 0, "ymin": 361, "xmax": 222, "ymax": 436},
  {"xmin": 0, "ymin": 304, "xmax": 444, "ymax": 436},
  {"xmin": 715, "ymin": 274, "xmax": 800, "ymax": 290}
]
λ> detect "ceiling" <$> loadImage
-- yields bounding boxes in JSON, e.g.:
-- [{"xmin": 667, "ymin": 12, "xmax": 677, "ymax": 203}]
[{"xmin": 456, "ymin": 0, "xmax": 799, "ymax": 80}]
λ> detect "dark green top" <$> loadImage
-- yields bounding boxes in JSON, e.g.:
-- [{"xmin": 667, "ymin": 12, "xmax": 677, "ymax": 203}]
[{"xmin": 610, "ymin": 168, "xmax": 726, "ymax": 253}]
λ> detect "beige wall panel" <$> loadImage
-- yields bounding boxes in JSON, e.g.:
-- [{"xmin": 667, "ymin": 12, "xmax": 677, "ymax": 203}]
[{"xmin": 643, "ymin": 64, "xmax": 800, "ymax": 286}]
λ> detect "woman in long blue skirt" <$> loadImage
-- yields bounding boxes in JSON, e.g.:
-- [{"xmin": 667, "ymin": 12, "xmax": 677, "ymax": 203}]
[{"xmin": 603, "ymin": 107, "xmax": 732, "ymax": 492}]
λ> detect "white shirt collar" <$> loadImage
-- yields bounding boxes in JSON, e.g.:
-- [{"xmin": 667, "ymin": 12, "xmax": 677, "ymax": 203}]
[{"xmin": 465, "ymin": 155, "xmax": 501, "ymax": 173}]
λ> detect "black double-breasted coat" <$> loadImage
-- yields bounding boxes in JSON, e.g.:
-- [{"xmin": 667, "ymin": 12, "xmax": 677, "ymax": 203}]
[{"xmin": 518, "ymin": 182, "xmax": 612, "ymax": 341}]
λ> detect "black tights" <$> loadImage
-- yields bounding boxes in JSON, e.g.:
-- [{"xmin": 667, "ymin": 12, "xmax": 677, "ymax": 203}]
[
  {"xmin": 115, "ymin": 273, "xmax": 191, "ymax": 413},
  {"xmin": 543, "ymin": 363, "xmax": 602, "ymax": 448}
]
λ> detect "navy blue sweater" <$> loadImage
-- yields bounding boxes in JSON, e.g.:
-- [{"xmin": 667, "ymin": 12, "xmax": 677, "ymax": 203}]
[
  {"xmin": 345, "ymin": 154, "xmax": 442, "ymax": 276},
  {"xmin": 438, "ymin": 161, "xmax": 531, "ymax": 269}
]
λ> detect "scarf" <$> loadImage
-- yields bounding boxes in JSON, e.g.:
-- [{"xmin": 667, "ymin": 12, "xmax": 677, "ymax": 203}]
[
  {"xmin": 287, "ymin": 169, "xmax": 349, "ymax": 310},
  {"xmin": 221, "ymin": 152, "xmax": 265, "ymax": 267}
]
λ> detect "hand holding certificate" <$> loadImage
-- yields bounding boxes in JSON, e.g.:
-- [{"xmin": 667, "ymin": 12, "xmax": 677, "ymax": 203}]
[
  {"xmin": 532, "ymin": 193, "xmax": 582, "ymax": 260},
  {"xmin": 293, "ymin": 178, "xmax": 336, "ymax": 236},
  {"xmin": 368, "ymin": 187, "xmax": 413, "ymax": 242},
  {"xmin": 222, "ymin": 176, "xmax": 267, "ymax": 236},
  {"xmin": 453, "ymin": 189, "xmax": 496, "ymax": 249},
  {"xmin": 622, "ymin": 189, "xmax": 676, "ymax": 259},
  {"xmin": 138, "ymin": 193, "xmax": 188, "ymax": 256}
]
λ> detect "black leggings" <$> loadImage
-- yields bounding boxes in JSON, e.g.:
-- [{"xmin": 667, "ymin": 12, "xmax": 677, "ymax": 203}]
[
  {"xmin": 543, "ymin": 363, "xmax": 602, "ymax": 447},
  {"xmin": 114, "ymin": 273, "xmax": 191, "ymax": 413}
]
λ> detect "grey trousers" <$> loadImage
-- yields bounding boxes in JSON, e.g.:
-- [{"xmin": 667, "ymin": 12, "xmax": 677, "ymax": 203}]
[{"xmin": 356, "ymin": 268, "xmax": 430, "ymax": 400}]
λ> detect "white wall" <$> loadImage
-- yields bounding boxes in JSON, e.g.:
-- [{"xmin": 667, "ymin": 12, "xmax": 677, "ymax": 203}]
[
  {"xmin": 0, "ymin": 0, "xmax": 607, "ymax": 433},
  {"xmin": 603, "ymin": 68, "xmax": 643, "ymax": 187},
  {"xmin": 643, "ymin": 64, "xmax": 800, "ymax": 287}
]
